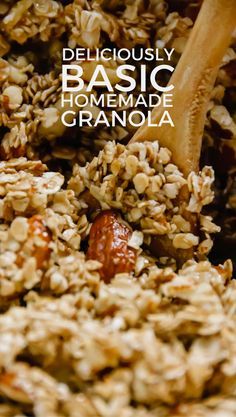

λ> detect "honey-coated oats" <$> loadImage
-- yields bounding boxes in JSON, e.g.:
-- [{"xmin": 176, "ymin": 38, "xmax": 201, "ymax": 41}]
[{"xmin": 0, "ymin": 1, "xmax": 236, "ymax": 416}]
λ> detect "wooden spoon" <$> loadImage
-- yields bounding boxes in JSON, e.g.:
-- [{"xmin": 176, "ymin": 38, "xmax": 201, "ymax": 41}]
[
  {"xmin": 130, "ymin": 0, "xmax": 236, "ymax": 262},
  {"xmin": 130, "ymin": 0, "xmax": 236, "ymax": 175}
]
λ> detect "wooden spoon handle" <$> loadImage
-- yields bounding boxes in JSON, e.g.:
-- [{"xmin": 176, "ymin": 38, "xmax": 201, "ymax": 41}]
[{"xmin": 130, "ymin": 0, "xmax": 236, "ymax": 177}]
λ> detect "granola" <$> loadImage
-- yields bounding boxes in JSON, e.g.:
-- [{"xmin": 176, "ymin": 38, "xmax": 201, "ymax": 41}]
[{"xmin": 0, "ymin": 1, "xmax": 236, "ymax": 416}]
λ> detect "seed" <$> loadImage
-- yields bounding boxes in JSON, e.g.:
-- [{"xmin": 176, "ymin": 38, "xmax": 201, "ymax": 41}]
[
  {"xmin": 3, "ymin": 85, "xmax": 23, "ymax": 106},
  {"xmin": 133, "ymin": 173, "xmax": 149, "ymax": 194}
]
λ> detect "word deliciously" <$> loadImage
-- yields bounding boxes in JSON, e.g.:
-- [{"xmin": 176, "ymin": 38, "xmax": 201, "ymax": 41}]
[{"xmin": 63, "ymin": 47, "xmax": 175, "ymax": 62}]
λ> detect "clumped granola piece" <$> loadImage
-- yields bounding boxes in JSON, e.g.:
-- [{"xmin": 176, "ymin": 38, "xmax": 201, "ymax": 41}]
[
  {"xmin": 70, "ymin": 140, "xmax": 217, "ymax": 257},
  {"xmin": 0, "ymin": 260, "xmax": 235, "ymax": 417},
  {"xmin": 0, "ymin": 158, "xmax": 64, "ymax": 220},
  {"xmin": 9, "ymin": 215, "xmax": 51, "ymax": 270},
  {"xmin": 65, "ymin": 2, "xmax": 119, "ymax": 49},
  {"xmin": 2, "ymin": 0, "xmax": 65, "ymax": 45},
  {"xmin": 87, "ymin": 210, "xmax": 136, "ymax": 282}
]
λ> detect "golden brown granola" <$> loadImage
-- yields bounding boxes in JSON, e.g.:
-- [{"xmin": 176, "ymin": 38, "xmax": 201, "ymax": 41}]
[{"xmin": 0, "ymin": 1, "xmax": 235, "ymax": 416}]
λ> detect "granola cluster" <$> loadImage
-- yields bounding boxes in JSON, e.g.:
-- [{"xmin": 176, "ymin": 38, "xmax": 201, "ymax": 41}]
[
  {"xmin": 0, "ymin": 1, "xmax": 236, "ymax": 416},
  {"xmin": 0, "ymin": 260, "xmax": 235, "ymax": 417},
  {"xmin": 69, "ymin": 140, "xmax": 218, "ymax": 253}
]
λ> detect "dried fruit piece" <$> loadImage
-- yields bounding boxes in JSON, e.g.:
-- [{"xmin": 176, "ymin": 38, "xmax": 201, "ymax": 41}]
[
  {"xmin": 0, "ymin": 144, "xmax": 26, "ymax": 160},
  {"xmin": 87, "ymin": 210, "xmax": 136, "ymax": 283},
  {"xmin": 28, "ymin": 215, "xmax": 51, "ymax": 268}
]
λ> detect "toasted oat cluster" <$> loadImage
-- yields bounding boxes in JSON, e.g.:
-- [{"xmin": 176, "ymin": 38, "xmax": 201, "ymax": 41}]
[
  {"xmin": 0, "ymin": 1, "xmax": 236, "ymax": 417},
  {"xmin": 0, "ymin": 259, "xmax": 235, "ymax": 417},
  {"xmin": 70, "ymin": 140, "xmax": 218, "ymax": 253}
]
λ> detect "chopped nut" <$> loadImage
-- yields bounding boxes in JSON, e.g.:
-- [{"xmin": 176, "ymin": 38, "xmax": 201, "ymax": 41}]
[
  {"xmin": 28, "ymin": 215, "xmax": 51, "ymax": 269},
  {"xmin": 163, "ymin": 183, "xmax": 179, "ymax": 199},
  {"xmin": 173, "ymin": 233, "xmax": 199, "ymax": 249},
  {"xmin": 125, "ymin": 155, "xmax": 139, "ymax": 176},
  {"xmin": 87, "ymin": 210, "xmax": 136, "ymax": 282},
  {"xmin": 2, "ymin": 85, "xmax": 23, "ymax": 107},
  {"xmin": 10, "ymin": 217, "xmax": 29, "ymax": 242}
]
